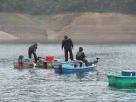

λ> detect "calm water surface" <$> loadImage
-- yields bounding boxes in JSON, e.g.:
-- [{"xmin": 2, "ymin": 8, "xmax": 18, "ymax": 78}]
[{"xmin": 0, "ymin": 43, "xmax": 136, "ymax": 102}]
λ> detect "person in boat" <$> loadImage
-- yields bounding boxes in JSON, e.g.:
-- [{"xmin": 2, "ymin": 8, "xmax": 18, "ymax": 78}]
[
  {"xmin": 28, "ymin": 43, "xmax": 38, "ymax": 63},
  {"xmin": 76, "ymin": 47, "xmax": 100, "ymax": 66},
  {"xmin": 62, "ymin": 35, "xmax": 74, "ymax": 61},
  {"xmin": 76, "ymin": 47, "xmax": 89, "ymax": 66},
  {"xmin": 18, "ymin": 55, "xmax": 24, "ymax": 68}
]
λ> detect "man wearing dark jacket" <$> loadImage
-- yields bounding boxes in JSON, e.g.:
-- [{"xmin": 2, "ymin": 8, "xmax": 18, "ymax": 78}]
[
  {"xmin": 76, "ymin": 47, "xmax": 89, "ymax": 66},
  {"xmin": 76, "ymin": 47, "xmax": 100, "ymax": 66},
  {"xmin": 62, "ymin": 35, "xmax": 73, "ymax": 61},
  {"xmin": 76, "ymin": 47, "xmax": 86, "ymax": 61},
  {"xmin": 28, "ymin": 43, "xmax": 38, "ymax": 63}
]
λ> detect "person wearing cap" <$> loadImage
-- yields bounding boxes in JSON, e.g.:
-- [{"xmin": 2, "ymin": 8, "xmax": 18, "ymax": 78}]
[
  {"xmin": 76, "ymin": 47, "xmax": 100, "ymax": 66},
  {"xmin": 62, "ymin": 35, "xmax": 74, "ymax": 61},
  {"xmin": 28, "ymin": 43, "xmax": 38, "ymax": 63},
  {"xmin": 76, "ymin": 47, "xmax": 89, "ymax": 66}
]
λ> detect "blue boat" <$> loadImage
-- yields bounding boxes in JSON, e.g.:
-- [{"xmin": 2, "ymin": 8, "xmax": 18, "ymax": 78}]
[{"xmin": 53, "ymin": 61, "xmax": 96, "ymax": 74}]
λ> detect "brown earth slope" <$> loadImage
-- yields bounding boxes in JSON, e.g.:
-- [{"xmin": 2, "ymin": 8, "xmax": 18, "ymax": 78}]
[
  {"xmin": 46, "ymin": 12, "xmax": 136, "ymax": 43},
  {"xmin": 0, "ymin": 12, "xmax": 136, "ymax": 43},
  {"xmin": 0, "ymin": 13, "xmax": 47, "ymax": 43}
]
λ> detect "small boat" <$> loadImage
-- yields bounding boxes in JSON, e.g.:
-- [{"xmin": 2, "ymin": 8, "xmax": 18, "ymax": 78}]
[
  {"xmin": 14, "ymin": 55, "xmax": 56, "ymax": 69},
  {"xmin": 53, "ymin": 61, "xmax": 96, "ymax": 74},
  {"xmin": 107, "ymin": 70, "xmax": 136, "ymax": 88},
  {"xmin": 14, "ymin": 59, "xmax": 34, "ymax": 69},
  {"xmin": 36, "ymin": 59, "xmax": 53, "ymax": 69},
  {"xmin": 36, "ymin": 57, "xmax": 55, "ymax": 68}
]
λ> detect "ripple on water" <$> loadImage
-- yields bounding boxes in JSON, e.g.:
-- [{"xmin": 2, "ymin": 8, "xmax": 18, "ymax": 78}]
[{"xmin": 0, "ymin": 44, "xmax": 136, "ymax": 102}]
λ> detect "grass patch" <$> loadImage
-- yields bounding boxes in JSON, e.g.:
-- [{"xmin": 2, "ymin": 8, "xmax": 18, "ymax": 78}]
[
  {"xmin": 32, "ymin": 15, "xmax": 54, "ymax": 24},
  {"xmin": 0, "ymin": 13, "xmax": 26, "ymax": 24}
]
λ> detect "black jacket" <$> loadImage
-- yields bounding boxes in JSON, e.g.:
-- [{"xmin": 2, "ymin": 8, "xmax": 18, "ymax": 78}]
[
  {"xmin": 28, "ymin": 44, "xmax": 37, "ymax": 53},
  {"xmin": 62, "ymin": 38, "xmax": 73, "ymax": 50}
]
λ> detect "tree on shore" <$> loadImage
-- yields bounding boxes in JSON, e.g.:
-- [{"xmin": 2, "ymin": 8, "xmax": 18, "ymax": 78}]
[{"xmin": 0, "ymin": 0, "xmax": 136, "ymax": 14}]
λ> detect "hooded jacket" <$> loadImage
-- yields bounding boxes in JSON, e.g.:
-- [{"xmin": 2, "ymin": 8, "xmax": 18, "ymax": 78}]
[
  {"xmin": 28, "ymin": 44, "xmax": 37, "ymax": 53},
  {"xmin": 62, "ymin": 38, "xmax": 73, "ymax": 50}
]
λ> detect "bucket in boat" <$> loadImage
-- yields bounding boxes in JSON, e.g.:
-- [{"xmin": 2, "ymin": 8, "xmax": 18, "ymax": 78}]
[{"xmin": 45, "ymin": 56, "xmax": 54, "ymax": 62}]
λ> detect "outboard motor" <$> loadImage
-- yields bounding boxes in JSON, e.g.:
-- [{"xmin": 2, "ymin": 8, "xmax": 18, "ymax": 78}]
[
  {"xmin": 53, "ymin": 62, "xmax": 63, "ymax": 74},
  {"xmin": 18, "ymin": 55, "xmax": 24, "ymax": 68},
  {"xmin": 93, "ymin": 58, "xmax": 100, "ymax": 64},
  {"xmin": 89, "ymin": 58, "xmax": 100, "ymax": 65}
]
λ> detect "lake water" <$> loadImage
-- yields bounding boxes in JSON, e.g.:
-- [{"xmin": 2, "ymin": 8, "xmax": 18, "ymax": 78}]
[{"xmin": 0, "ymin": 43, "xmax": 136, "ymax": 102}]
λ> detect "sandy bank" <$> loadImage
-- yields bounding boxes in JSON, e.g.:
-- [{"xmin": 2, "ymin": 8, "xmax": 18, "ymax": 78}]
[
  {"xmin": 0, "ymin": 31, "xmax": 19, "ymax": 41},
  {"xmin": 0, "ymin": 12, "xmax": 136, "ymax": 44}
]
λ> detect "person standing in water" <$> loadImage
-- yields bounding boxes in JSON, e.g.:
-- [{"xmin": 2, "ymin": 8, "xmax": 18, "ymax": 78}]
[
  {"xmin": 28, "ymin": 43, "xmax": 38, "ymax": 63},
  {"xmin": 62, "ymin": 35, "xmax": 74, "ymax": 61}
]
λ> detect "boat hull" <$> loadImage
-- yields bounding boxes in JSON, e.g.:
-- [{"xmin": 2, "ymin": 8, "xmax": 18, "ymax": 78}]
[
  {"xmin": 14, "ymin": 62, "xmax": 34, "ymax": 69},
  {"xmin": 107, "ymin": 73, "xmax": 136, "ymax": 88},
  {"xmin": 54, "ymin": 63, "xmax": 96, "ymax": 74}
]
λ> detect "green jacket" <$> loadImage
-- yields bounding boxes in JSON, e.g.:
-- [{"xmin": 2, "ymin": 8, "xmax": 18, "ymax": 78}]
[{"xmin": 76, "ymin": 51, "xmax": 86, "ymax": 61}]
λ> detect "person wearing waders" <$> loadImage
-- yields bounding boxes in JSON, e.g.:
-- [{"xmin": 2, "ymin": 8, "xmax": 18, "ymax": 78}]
[
  {"xmin": 28, "ymin": 43, "xmax": 38, "ymax": 63},
  {"xmin": 62, "ymin": 35, "xmax": 74, "ymax": 61}
]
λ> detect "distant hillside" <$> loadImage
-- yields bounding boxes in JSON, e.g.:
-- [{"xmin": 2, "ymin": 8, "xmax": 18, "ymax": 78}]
[
  {"xmin": 0, "ymin": 13, "xmax": 47, "ymax": 43},
  {"xmin": 0, "ymin": 12, "xmax": 136, "ymax": 43},
  {"xmin": 0, "ymin": 0, "xmax": 136, "ymax": 14},
  {"xmin": 46, "ymin": 12, "xmax": 136, "ymax": 43}
]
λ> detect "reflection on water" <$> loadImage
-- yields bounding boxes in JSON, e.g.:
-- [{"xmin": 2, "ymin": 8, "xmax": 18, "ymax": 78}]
[
  {"xmin": 76, "ymin": 72, "xmax": 86, "ymax": 80},
  {"xmin": 0, "ymin": 44, "xmax": 136, "ymax": 102}
]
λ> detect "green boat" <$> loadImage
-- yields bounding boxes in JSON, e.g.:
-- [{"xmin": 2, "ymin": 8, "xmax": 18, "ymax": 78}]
[{"xmin": 107, "ymin": 72, "xmax": 136, "ymax": 88}]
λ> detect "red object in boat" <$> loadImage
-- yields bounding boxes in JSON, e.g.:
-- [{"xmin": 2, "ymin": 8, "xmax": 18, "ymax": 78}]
[{"xmin": 45, "ymin": 56, "xmax": 54, "ymax": 62}]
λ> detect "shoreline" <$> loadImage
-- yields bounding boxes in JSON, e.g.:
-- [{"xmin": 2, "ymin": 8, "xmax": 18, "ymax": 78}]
[{"xmin": 1, "ymin": 39, "xmax": 136, "ymax": 45}]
